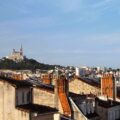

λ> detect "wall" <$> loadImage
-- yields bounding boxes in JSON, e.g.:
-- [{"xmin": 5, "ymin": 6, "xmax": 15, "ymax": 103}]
[
  {"xmin": 69, "ymin": 79, "xmax": 100, "ymax": 95},
  {"xmin": 0, "ymin": 80, "xmax": 29, "ymax": 120},
  {"xmin": 57, "ymin": 98, "xmax": 64, "ymax": 114},
  {"xmin": 33, "ymin": 87, "xmax": 55, "ymax": 108},
  {"xmin": 31, "ymin": 113, "xmax": 54, "ymax": 120},
  {"xmin": 70, "ymin": 98, "xmax": 87, "ymax": 120},
  {"xmin": 31, "ymin": 113, "xmax": 61, "ymax": 120},
  {"xmin": 79, "ymin": 99, "xmax": 95, "ymax": 115},
  {"xmin": 108, "ymin": 106, "xmax": 120, "ymax": 120}
]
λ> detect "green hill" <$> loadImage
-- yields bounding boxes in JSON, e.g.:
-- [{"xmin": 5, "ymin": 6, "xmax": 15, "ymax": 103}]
[{"xmin": 0, "ymin": 58, "xmax": 62, "ymax": 70}]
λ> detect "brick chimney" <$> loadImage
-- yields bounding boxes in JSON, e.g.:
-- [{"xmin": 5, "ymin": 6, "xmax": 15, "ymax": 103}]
[
  {"xmin": 101, "ymin": 74, "xmax": 117, "ymax": 101},
  {"xmin": 57, "ymin": 75, "xmax": 71, "ymax": 117},
  {"xmin": 57, "ymin": 75, "xmax": 68, "ymax": 93},
  {"xmin": 42, "ymin": 74, "xmax": 51, "ymax": 85},
  {"xmin": 12, "ymin": 73, "xmax": 23, "ymax": 80}
]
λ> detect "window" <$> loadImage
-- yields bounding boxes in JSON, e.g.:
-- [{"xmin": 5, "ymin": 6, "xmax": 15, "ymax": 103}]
[
  {"xmin": 22, "ymin": 92, "xmax": 24, "ymax": 103},
  {"xmin": 27, "ymin": 91, "xmax": 30, "ymax": 103}
]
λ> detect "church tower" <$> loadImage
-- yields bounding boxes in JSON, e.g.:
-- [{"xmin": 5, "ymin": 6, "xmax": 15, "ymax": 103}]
[{"xmin": 20, "ymin": 45, "xmax": 23, "ymax": 56}]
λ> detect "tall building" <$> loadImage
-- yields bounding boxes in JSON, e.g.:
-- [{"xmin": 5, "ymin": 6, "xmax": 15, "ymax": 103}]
[{"xmin": 6, "ymin": 45, "xmax": 24, "ymax": 61}]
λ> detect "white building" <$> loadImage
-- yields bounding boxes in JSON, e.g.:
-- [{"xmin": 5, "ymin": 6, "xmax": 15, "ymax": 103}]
[{"xmin": 6, "ymin": 46, "xmax": 24, "ymax": 61}]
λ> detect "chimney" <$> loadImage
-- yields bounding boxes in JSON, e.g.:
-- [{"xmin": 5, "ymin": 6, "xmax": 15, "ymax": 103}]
[
  {"xmin": 12, "ymin": 73, "xmax": 23, "ymax": 80},
  {"xmin": 54, "ymin": 78, "xmax": 59, "ymax": 109},
  {"xmin": 42, "ymin": 74, "xmax": 51, "ymax": 85},
  {"xmin": 113, "ymin": 75, "xmax": 117, "ymax": 101},
  {"xmin": 101, "ymin": 74, "xmax": 117, "ymax": 101},
  {"xmin": 57, "ymin": 75, "xmax": 71, "ymax": 117},
  {"xmin": 57, "ymin": 75, "xmax": 69, "ymax": 94}
]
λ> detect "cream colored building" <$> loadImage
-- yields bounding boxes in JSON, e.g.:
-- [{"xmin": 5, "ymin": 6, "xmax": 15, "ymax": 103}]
[
  {"xmin": 0, "ymin": 76, "xmax": 72, "ymax": 120},
  {"xmin": 0, "ymin": 79, "xmax": 30, "ymax": 120},
  {"xmin": 6, "ymin": 47, "xmax": 24, "ymax": 61}
]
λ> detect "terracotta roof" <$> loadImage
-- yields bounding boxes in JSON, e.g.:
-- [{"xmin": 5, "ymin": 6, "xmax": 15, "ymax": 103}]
[
  {"xmin": 26, "ymin": 79, "xmax": 54, "ymax": 91},
  {"xmin": 0, "ymin": 76, "xmax": 54, "ymax": 91},
  {"xmin": 0, "ymin": 76, "xmax": 32, "ymax": 87}
]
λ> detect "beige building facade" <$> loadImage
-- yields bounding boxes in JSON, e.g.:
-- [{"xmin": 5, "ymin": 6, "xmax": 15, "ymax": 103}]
[{"xmin": 0, "ymin": 80, "xmax": 29, "ymax": 120}]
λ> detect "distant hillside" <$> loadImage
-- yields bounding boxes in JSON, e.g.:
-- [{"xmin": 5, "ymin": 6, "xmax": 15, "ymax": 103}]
[{"xmin": 0, "ymin": 58, "xmax": 62, "ymax": 70}]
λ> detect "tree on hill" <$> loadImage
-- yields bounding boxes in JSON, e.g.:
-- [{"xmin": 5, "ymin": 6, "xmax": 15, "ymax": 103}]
[{"xmin": 0, "ymin": 58, "xmax": 62, "ymax": 70}]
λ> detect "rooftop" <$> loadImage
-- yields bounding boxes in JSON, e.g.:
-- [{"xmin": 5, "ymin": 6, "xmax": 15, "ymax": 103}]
[
  {"xmin": 0, "ymin": 76, "xmax": 32, "ymax": 87},
  {"xmin": 86, "ymin": 113, "xmax": 99, "ymax": 119},
  {"xmin": 69, "ymin": 92, "xmax": 98, "ymax": 119},
  {"xmin": 61, "ymin": 117, "xmax": 72, "ymax": 120},
  {"xmin": 60, "ymin": 115, "xmax": 73, "ymax": 120},
  {"xmin": 95, "ymin": 97, "xmax": 120, "ymax": 108},
  {"xmin": 79, "ymin": 77, "xmax": 100, "ymax": 88},
  {"xmin": 69, "ymin": 92, "xmax": 96, "ymax": 102},
  {"xmin": 16, "ymin": 103, "xmax": 58, "ymax": 114},
  {"xmin": 0, "ymin": 76, "xmax": 54, "ymax": 91},
  {"xmin": 71, "ymin": 76, "xmax": 100, "ymax": 88}
]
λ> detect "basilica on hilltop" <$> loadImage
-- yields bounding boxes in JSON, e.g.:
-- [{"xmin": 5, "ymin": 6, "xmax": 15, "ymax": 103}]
[{"xmin": 6, "ymin": 45, "xmax": 24, "ymax": 61}]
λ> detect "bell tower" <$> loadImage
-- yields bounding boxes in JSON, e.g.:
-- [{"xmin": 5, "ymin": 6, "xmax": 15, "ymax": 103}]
[{"xmin": 20, "ymin": 44, "xmax": 23, "ymax": 56}]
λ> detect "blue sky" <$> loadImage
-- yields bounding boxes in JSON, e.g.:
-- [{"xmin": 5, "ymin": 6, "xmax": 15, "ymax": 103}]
[{"xmin": 0, "ymin": 0, "xmax": 120, "ymax": 67}]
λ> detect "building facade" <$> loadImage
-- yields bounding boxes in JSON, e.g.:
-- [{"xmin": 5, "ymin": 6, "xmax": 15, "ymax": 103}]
[
  {"xmin": 0, "ymin": 80, "xmax": 30, "ymax": 120},
  {"xmin": 0, "ymin": 75, "xmax": 72, "ymax": 120},
  {"xmin": 95, "ymin": 97, "xmax": 120, "ymax": 120}
]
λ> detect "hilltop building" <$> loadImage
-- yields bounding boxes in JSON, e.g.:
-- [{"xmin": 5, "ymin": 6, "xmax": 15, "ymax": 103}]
[{"xmin": 6, "ymin": 46, "xmax": 24, "ymax": 61}]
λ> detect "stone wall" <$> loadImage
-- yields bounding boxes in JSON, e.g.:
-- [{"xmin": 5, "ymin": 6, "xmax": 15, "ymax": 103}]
[
  {"xmin": 33, "ymin": 87, "xmax": 55, "ymax": 108},
  {"xmin": 69, "ymin": 79, "xmax": 100, "ymax": 95}
]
